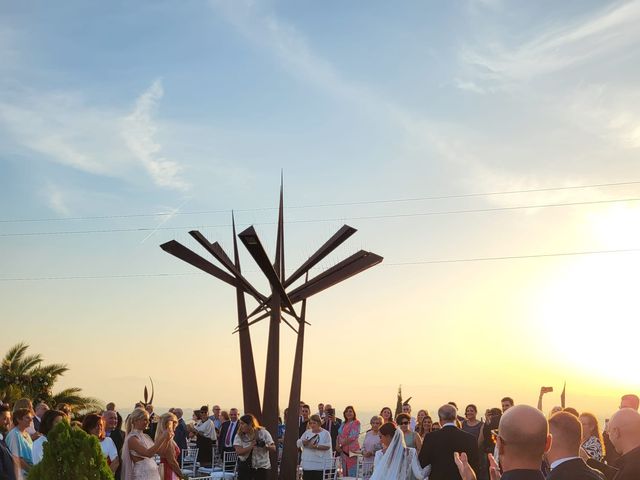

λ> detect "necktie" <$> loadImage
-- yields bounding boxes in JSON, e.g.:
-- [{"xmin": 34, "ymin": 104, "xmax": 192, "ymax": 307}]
[{"xmin": 226, "ymin": 422, "xmax": 234, "ymax": 446}]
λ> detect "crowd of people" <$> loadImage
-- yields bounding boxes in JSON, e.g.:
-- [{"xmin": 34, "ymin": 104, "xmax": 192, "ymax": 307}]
[{"xmin": 0, "ymin": 392, "xmax": 639, "ymax": 480}]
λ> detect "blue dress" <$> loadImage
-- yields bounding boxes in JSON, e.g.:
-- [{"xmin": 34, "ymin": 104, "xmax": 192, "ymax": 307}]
[{"xmin": 5, "ymin": 427, "xmax": 33, "ymax": 476}]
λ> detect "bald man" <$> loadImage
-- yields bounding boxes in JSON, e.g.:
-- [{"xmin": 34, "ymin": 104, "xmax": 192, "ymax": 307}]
[
  {"xmin": 620, "ymin": 394, "xmax": 640, "ymax": 411},
  {"xmin": 608, "ymin": 408, "xmax": 640, "ymax": 480},
  {"xmin": 493, "ymin": 404, "xmax": 551, "ymax": 480},
  {"xmin": 546, "ymin": 412, "xmax": 604, "ymax": 480}
]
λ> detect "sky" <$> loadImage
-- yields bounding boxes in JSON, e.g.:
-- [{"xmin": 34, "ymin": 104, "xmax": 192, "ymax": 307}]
[{"xmin": 1, "ymin": 0, "xmax": 639, "ymax": 421}]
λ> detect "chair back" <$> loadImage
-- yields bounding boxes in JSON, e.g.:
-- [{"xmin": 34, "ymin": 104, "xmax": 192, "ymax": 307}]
[{"xmin": 181, "ymin": 446, "xmax": 199, "ymax": 475}]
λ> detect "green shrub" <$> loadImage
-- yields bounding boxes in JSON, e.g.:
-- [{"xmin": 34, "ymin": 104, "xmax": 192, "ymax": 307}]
[{"xmin": 29, "ymin": 421, "xmax": 114, "ymax": 480}]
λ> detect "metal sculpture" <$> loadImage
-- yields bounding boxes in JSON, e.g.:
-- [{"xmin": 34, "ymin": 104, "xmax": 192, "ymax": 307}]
[{"xmin": 160, "ymin": 178, "xmax": 383, "ymax": 480}]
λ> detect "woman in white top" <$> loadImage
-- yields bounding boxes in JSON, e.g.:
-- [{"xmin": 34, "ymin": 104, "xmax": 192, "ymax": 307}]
[
  {"xmin": 32, "ymin": 409, "xmax": 66, "ymax": 464},
  {"xmin": 82, "ymin": 413, "xmax": 119, "ymax": 475},
  {"xmin": 121, "ymin": 408, "xmax": 172, "ymax": 480},
  {"xmin": 234, "ymin": 413, "xmax": 276, "ymax": 480},
  {"xmin": 372, "ymin": 422, "xmax": 429, "ymax": 480},
  {"xmin": 297, "ymin": 414, "xmax": 333, "ymax": 480}
]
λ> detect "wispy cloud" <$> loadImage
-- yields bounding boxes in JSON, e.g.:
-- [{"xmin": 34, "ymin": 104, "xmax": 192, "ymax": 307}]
[
  {"xmin": 462, "ymin": 0, "xmax": 640, "ymax": 85},
  {"xmin": 44, "ymin": 183, "xmax": 71, "ymax": 216},
  {"xmin": 121, "ymin": 79, "xmax": 188, "ymax": 191}
]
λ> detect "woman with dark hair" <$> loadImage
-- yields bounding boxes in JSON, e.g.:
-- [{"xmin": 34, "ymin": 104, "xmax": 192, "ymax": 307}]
[
  {"xmin": 579, "ymin": 412, "xmax": 604, "ymax": 461},
  {"xmin": 337, "ymin": 406, "xmax": 361, "ymax": 476},
  {"xmin": 5, "ymin": 408, "xmax": 34, "ymax": 477},
  {"xmin": 234, "ymin": 413, "xmax": 276, "ymax": 480},
  {"xmin": 396, "ymin": 413, "xmax": 422, "ymax": 452},
  {"xmin": 372, "ymin": 422, "xmax": 427, "ymax": 479},
  {"xmin": 83, "ymin": 413, "xmax": 120, "ymax": 474},
  {"xmin": 379, "ymin": 407, "xmax": 393, "ymax": 424},
  {"xmin": 32, "ymin": 410, "xmax": 66, "ymax": 464},
  {"xmin": 462, "ymin": 404, "xmax": 483, "ymax": 440}
]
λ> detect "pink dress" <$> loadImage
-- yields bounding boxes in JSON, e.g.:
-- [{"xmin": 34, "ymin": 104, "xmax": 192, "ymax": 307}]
[
  {"xmin": 337, "ymin": 420, "xmax": 361, "ymax": 476},
  {"xmin": 160, "ymin": 441, "xmax": 181, "ymax": 480}
]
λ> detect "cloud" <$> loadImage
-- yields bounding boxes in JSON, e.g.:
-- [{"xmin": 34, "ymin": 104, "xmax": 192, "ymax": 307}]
[
  {"xmin": 121, "ymin": 79, "xmax": 189, "ymax": 190},
  {"xmin": 462, "ymin": 0, "xmax": 640, "ymax": 85},
  {"xmin": 45, "ymin": 184, "xmax": 71, "ymax": 216},
  {"xmin": 454, "ymin": 78, "xmax": 486, "ymax": 94}
]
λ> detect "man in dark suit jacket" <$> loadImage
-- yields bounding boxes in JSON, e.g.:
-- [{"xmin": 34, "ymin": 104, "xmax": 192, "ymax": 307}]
[
  {"xmin": 609, "ymin": 408, "xmax": 640, "ymax": 480},
  {"xmin": 546, "ymin": 412, "xmax": 605, "ymax": 480},
  {"xmin": 218, "ymin": 408, "xmax": 240, "ymax": 455},
  {"xmin": 103, "ymin": 410, "xmax": 125, "ymax": 480},
  {"xmin": 419, "ymin": 404, "xmax": 479, "ymax": 480},
  {"xmin": 322, "ymin": 405, "xmax": 342, "ymax": 453}
]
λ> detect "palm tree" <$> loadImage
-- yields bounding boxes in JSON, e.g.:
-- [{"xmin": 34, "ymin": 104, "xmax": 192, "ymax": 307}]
[{"xmin": 0, "ymin": 342, "xmax": 102, "ymax": 415}]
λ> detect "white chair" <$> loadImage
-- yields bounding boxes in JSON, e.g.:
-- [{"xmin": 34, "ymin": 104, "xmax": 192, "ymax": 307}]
[
  {"xmin": 356, "ymin": 456, "xmax": 374, "ymax": 479},
  {"xmin": 322, "ymin": 457, "xmax": 341, "ymax": 480},
  {"xmin": 181, "ymin": 446, "xmax": 199, "ymax": 477},
  {"xmin": 199, "ymin": 451, "xmax": 237, "ymax": 479}
]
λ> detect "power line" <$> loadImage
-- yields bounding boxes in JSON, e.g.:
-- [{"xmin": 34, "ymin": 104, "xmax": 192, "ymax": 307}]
[
  {"xmin": 1, "ymin": 195, "xmax": 639, "ymax": 238},
  {"xmin": 1, "ymin": 247, "xmax": 638, "ymax": 281},
  {"xmin": 1, "ymin": 179, "xmax": 639, "ymax": 224}
]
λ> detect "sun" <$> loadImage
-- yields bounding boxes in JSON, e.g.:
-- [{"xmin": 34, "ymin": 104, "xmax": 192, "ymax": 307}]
[{"xmin": 534, "ymin": 204, "xmax": 640, "ymax": 387}]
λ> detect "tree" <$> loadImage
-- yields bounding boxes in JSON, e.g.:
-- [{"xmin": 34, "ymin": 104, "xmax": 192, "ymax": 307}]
[
  {"xmin": 29, "ymin": 421, "xmax": 114, "ymax": 480},
  {"xmin": 0, "ymin": 342, "xmax": 102, "ymax": 415}
]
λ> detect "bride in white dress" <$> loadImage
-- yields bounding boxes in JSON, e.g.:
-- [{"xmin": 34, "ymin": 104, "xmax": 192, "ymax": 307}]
[{"xmin": 371, "ymin": 423, "xmax": 430, "ymax": 480}]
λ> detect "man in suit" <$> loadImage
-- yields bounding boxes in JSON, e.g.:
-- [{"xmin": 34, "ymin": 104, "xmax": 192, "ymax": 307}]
[
  {"xmin": 0, "ymin": 404, "xmax": 17, "ymax": 480},
  {"xmin": 609, "ymin": 408, "xmax": 640, "ymax": 480},
  {"xmin": 419, "ymin": 404, "xmax": 479, "ymax": 480},
  {"xmin": 322, "ymin": 404, "xmax": 342, "ymax": 453},
  {"xmin": 219, "ymin": 408, "xmax": 240, "ymax": 455},
  {"xmin": 546, "ymin": 411, "xmax": 605, "ymax": 479},
  {"xmin": 103, "ymin": 409, "xmax": 124, "ymax": 480},
  {"xmin": 299, "ymin": 404, "xmax": 311, "ymax": 437},
  {"xmin": 33, "ymin": 402, "xmax": 49, "ymax": 433}
]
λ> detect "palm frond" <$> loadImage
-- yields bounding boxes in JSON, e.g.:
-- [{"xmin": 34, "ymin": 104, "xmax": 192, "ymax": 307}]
[
  {"xmin": 52, "ymin": 388, "xmax": 103, "ymax": 413},
  {"xmin": 34, "ymin": 363, "xmax": 68, "ymax": 378}
]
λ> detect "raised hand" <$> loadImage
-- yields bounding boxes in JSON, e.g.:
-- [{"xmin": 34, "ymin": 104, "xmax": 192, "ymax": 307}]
[
  {"xmin": 488, "ymin": 453, "xmax": 502, "ymax": 480},
  {"xmin": 454, "ymin": 452, "xmax": 477, "ymax": 480}
]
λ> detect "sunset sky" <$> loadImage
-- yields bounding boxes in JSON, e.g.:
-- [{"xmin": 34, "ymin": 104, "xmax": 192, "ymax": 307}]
[{"xmin": 1, "ymin": 0, "xmax": 639, "ymax": 421}]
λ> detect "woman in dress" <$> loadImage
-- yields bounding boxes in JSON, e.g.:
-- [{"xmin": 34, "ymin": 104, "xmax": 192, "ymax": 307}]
[
  {"xmin": 579, "ymin": 412, "xmax": 604, "ymax": 461},
  {"xmin": 121, "ymin": 407, "xmax": 172, "ymax": 480},
  {"xmin": 461, "ymin": 404, "xmax": 483, "ymax": 441},
  {"xmin": 83, "ymin": 413, "xmax": 120, "ymax": 475},
  {"xmin": 297, "ymin": 414, "xmax": 333, "ymax": 480},
  {"xmin": 372, "ymin": 422, "xmax": 428, "ymax": 480},
  {"xmin": 337, "ymin": 406, "xmax": 361, "ymax": 476},
  {"xmin": 361, "ymin": 416, "xmax": 382, "ymax": 477},
  {"xmin": 396, "ymin": 413, "xmax": 422, "ymax": 452},
  {"xmin": 5, "ymin": 408, "xmax": 34, "ymax": 478},
  {"xmin": 32, "ymin": 409, "xmax": 66, "ymax": 465},
  {"xmin": 156, "ymin": 412, "xmax": 183, "ymax": 480},
  {"xmin": 234, "ymin": 413, "xmax": 276, "ymax": 480},
  {"xmin": 379, "ymin": 407, "xmax": 393, "ymax": 424}
]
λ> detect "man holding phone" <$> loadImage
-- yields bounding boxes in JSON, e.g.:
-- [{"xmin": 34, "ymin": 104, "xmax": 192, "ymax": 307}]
[{"xmin": 322, "ymin": 404, "xmax": 341, "ymax": 453}]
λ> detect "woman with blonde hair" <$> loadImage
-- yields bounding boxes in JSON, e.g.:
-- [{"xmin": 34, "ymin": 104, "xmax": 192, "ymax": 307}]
[
  {"xmin": 579, "ymin": 412, "xmax": 605, "ymax": 461},
  {"xmin": 234, "ymin": 413, "xmax": 276, "ymax": 480},
  {"xmin": 155, "ymin": 412, "xmax": 184, "ymax": 480},
  {"xmin": 121, "ymin": 408, "xmax": 172, "ymax": 480}
]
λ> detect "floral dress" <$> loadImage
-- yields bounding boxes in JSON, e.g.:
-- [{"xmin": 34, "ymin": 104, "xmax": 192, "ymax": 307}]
[
  {"xmin": 582, "ymin": 435, "xmax": 603, "ymax": 461},
  {"xmin": 337, "ymin": 420, "xmax": 361, "ymax": 476}
]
